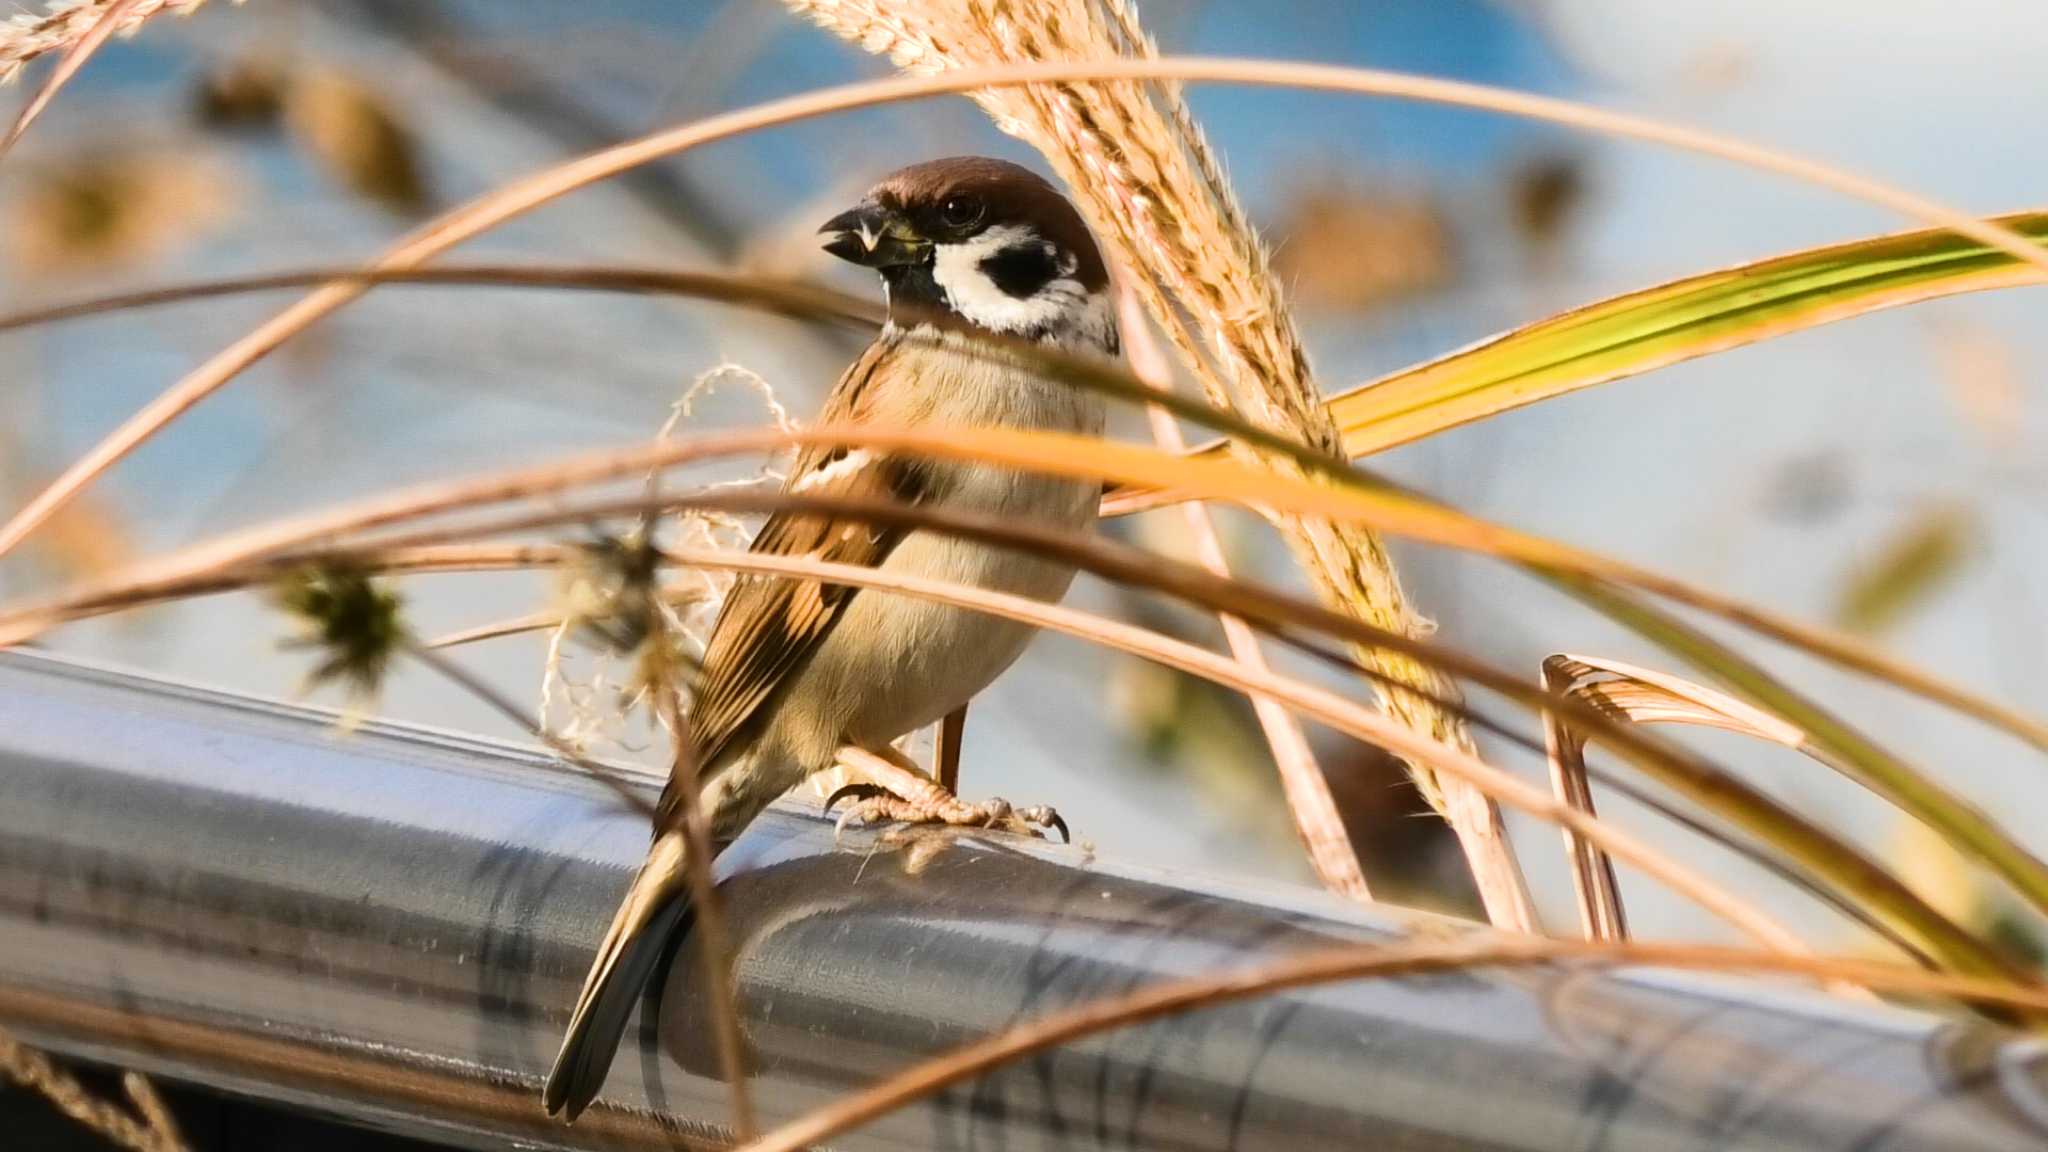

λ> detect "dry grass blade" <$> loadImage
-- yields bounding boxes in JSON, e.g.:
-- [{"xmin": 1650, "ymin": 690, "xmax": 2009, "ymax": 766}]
[
  {"xmin": 0, "ymin": 496, "xmax": 1802, "ymax": 953},
  {"xmin": 726, "ymin": 933, "xmax": 2048, "ymax": 1152},
  {"xmin": 643, "ymin": 546, "xmax": 1805, "ymax": 953},
  {"xmin": 1542, "ymin": 656, "xmax": 1627, "ymax": 944},
  {"xmin": 7, "ymin": 50, "xmax": 2041, "ymax": 557},
  {"xmin": 5, "ymin": 51, "xmax": 2041, "ymax": 827},
  {"xmin": 12, "ymin": 264, "xmax": 2040, "ymax": 772},
  {"xmin": 0, "ymin": 1027, "xmax": 188, "ymax": 1152},
  {"xmin": 1563, "ymin": 577, "xmax": 2048, "ymax": 950},
  {"xmin": 0, "ymin": 416, "xmax": 2034, "ymax": 958},
  {"xmin": 0, "ymin": 427, "xmax": 2018, "ymax": 977},
  {"xmin": 0, "ymin": 263, "xmax": 885, "ymax": 335},
  {"xmin": 0, "ymin": 0, "xmax": 145, "ymax": 159},
  {"xmin": 0, "ymin": 423, "xmax": 1808, "ymax": 647},
  {"xmin": 800, "ymin": 0, "xmax": 1533, "ymax": 933},
  {"xmin": 15, "ymin": 468, "xmax": 2008, "ymax": 973},
  {"xmin": 648, "ymin": 660, "xmax": 758, "ymax": 1141},
  {"xmin": 1117, "ymin": 284, "xmax": 1370, "ymax": 901},
  {"xmin": 1540, "ymin": 654, "xmax": 1809, "ymax": 943}
]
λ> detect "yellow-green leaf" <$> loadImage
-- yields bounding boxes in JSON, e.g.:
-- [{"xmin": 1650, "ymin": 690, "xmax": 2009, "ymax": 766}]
[{"xmin": 1310, "ymin": 212, "xmax": 2048, "ymax": 456}]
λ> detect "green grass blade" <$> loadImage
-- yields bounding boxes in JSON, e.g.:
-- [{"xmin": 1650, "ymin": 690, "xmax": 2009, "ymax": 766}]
[{"xmin": 1329, "ymin": 211, "xmax": 2048, "ymax": 456}]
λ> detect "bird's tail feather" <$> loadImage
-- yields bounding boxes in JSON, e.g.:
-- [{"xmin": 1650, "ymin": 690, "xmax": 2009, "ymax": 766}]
[{"xmin": 543, "ymin": 831, "xmax": 691, "ymax": 1122}]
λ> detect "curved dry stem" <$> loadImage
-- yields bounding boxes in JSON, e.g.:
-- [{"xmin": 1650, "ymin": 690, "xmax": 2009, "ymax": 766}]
[
  {"xmin": 29, "ymin": 258, "xmax": 2031, "ymax": 767},
  {"xmin": 0, "ymin": 264, "xmax": 884, "ymax": 335},
  {"xmin": 6, "ymin": 54, "xmax": 2039, "ymax": 562},
  {"xmin": 649, "ymin": 546, "xmax": 1804, "ymax": 953},
  {"xmin": 727, "ymin": 934, "xmax": 2048, "ymax": 1152},
  {"xmin": 16, "ymin": 265, "xmax": 2040, "ymax": 770},
  {"xmin": 0, "ymin": 428, "xmax": 2018, "ymax": 975},
  {"xmin": 11, "ymin": 482, "xmax": 1991, "ymax": 969}
]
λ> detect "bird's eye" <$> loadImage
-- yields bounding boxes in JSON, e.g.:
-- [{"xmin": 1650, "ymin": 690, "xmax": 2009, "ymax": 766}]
[{"xmin": 938, "ymin": 195, "xmax": 985, "ymax": 231}]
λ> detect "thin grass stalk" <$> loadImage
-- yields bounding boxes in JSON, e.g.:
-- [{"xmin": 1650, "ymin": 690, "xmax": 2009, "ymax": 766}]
[
  {"xmin": 0, "ymin": 427, "xmax": 2024, "ymax": 974},
  {"xmin": 401, "ymin": 640, "xmax": 656, "ymax": 820},
  {"xmin": 637, "ymin": 547, "xmax": 1808, "ymax": 954},
  {"xmin": 13, "ymin": 487, "xmax": 1997, "ymax": 972},
  {"xmin": 0, "ymin": 1027, "xmax": 188, "ymax": 1152},
  {"xmin": 6, "ymin": 50, "xmax": 2044, "ymax": 687},
  {"xmin": 336, "ymin": 484, "xmax": 2018, "ymax": 978},
  {"xmin": 8, "ymin": 262, "xmax": 2046, "ymax": 767},
  {"xmin": 1116, "ymin": 284, "xmax": 1371, "ymax": 901},
  {"xmin": 795, "ymin": 0, "xmax": 1535, "ymax": 931},
  {"xmin": 6, "ymin": 491, "xmax": 1939, "ymax": 971},
  {"xmin": 0, "ymin": 264, "xmax": 884, "ymax": 336},
  {"xmin": 647, "ymin": 659, "xmax": 759, "ymax": 1142},
  {"xmin": 421, "ymin": 568, "xmax": 1935, "ymax": 968},
  {"xmin": 726, "ymin": 934, "xmax": 2048, "ymax": 1152}
]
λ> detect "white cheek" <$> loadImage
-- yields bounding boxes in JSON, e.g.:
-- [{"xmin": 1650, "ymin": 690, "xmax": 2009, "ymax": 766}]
[{"xmin": 930, "ymin": 224, "xmax": 1079, "ymax": 335}]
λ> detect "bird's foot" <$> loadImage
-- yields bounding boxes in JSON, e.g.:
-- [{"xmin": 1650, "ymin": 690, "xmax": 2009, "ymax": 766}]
[
  {"xmin": 828, "ymin": 783, "xmax": 1068, "ymax": 842},
  {"xmin": 825, "ymin": 746, "xmax": 1068, "ymax": 842}
]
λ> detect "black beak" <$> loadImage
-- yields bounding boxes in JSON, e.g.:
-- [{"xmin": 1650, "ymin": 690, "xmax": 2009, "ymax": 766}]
[{"xmin": 819, "ymin": 201, "xmax": 928, "ymax": 269}]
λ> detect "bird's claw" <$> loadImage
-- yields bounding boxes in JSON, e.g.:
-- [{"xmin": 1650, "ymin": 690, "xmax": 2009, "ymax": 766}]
[{"xmin": 827, "ymin": 786, "xmax": 1069, "ymax": 843}]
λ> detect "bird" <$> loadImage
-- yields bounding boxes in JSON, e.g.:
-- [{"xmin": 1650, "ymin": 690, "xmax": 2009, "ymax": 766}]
[{"xmin": 542, "ymin": 156, "xmax": 1119, "ymax": 1121}]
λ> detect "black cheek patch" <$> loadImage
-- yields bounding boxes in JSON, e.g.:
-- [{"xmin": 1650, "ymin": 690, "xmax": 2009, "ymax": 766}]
[{"xmin": 979, "ymin": 242, "xmax": 1064, "ymax": 299}]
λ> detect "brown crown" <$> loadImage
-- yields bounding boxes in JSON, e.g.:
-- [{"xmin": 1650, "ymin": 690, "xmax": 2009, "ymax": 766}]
[{"xmin": 869, "ymin": 156, "xmax": 1109, "ymax": 291}]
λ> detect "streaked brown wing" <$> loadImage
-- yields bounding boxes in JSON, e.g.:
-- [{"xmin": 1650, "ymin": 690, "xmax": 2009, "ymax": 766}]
[{"xmin": 683, "ymin": 336, "xmax": 922, "ymax": 777}]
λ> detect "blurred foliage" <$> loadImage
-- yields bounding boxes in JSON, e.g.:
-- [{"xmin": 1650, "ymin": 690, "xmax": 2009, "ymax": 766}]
[
  {"xmin": 191, "ymin": 56, "xmax": 286, "ymax": 132},
  {"xmin": 1835, "ymin": 504, "xmax": 1976, "ymax": 636},
  {"xmin": 3, "ymin": 147, "xmax": 238, "ymax": 275},
  {"xmin": 283, "ymin": 67, "xmax": 431, "ymax": 217},
  {"xmin": 1506, "ymin": 152, "xmax": 1588, "ymax": 273},
  {"xmin": 1893, "ymin": 818, "xmax": 2046, "ymax": 971}
]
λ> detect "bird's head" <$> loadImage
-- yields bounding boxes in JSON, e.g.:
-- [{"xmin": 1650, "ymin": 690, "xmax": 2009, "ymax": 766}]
[{"xmin": 819, "ymin": 156, "xmax": 1115, "ymax": 352}]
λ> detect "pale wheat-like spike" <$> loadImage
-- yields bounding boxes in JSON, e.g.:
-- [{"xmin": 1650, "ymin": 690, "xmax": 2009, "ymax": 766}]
[
  {"xmin": 784, "ymin": 0, "xmax": 933, "ymax": 70},
  {"xmin": 0, "ymin": 0, "xmax": 230, "ymax": 86}
]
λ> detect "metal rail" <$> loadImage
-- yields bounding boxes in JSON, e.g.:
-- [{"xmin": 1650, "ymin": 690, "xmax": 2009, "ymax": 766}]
[{"xmin": 0, "ymin": 648, "xmax": 2044, "ymax": 1150}]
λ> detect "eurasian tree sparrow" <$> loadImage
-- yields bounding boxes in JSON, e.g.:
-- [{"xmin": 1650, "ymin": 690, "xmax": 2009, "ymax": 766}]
[{"xmin": 544, "ymin": 156, "xmax": 1118, "ymax": 1120}]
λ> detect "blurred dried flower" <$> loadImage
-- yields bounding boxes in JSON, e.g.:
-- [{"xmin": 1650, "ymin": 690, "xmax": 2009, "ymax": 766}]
[
  {"xmin": 192, "ymin": 55, "xmax": 285, "ymax": 131},
  {"xmin": 285, "ymin": 67, "xmax": 430, "ymax": 216},
  {"xmin": 553, "ymin": 531, "xmax": 699, "ymax": 701},
  {"xmin": 1271, "ymin": 178, "xmax": 1454, "ymax": 312},
  {"xmin": 272, "ymin": 562, "xmax": 405, "ymax": 701},
  {"xmin": 3, "ymin": 147, "xmax": 239, "ymax": 274},
  {"xmin": 558, "ymin": 532, "xmax": 669, "ymax": 659}
]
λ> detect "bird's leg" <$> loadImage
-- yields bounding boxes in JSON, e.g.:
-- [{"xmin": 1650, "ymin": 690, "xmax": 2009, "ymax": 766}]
[
  {"xmin": 934, "ymin": 705, "xmax": 967, "ymax": 794},
  {"xmin": 827, "ymin": 744, "xmax": 1068, "ymax": 842}
]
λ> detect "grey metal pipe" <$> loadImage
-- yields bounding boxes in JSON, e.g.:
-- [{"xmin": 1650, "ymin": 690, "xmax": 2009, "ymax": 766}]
[{"xmin": 0, "ymin": 648, "xmax": 2045, "ymax": 1150}]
